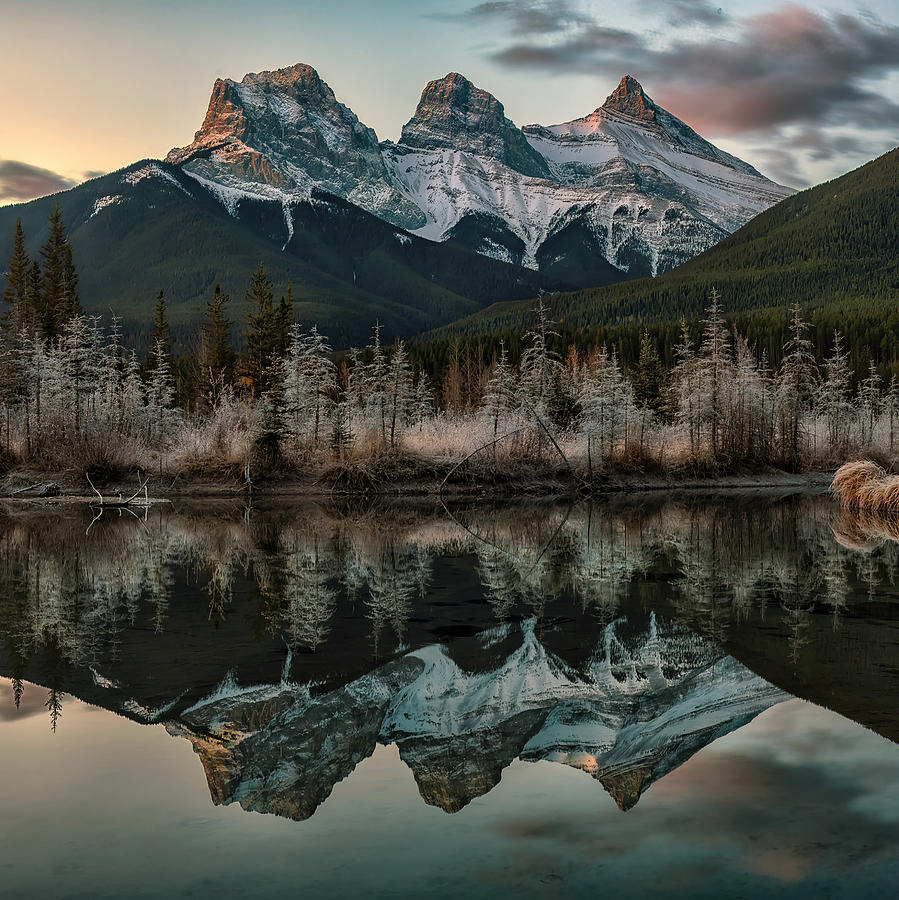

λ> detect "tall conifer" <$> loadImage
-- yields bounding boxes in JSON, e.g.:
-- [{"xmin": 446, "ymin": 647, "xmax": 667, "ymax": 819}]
[
  {"xmin": 38, "ymin": 206, "xmax": 78, "ymax": 337},
  {"xmin": 246, "ymin": 262, "xmax": 277, "ymax": 395},
  {"xmin": 2, "ymin": 218, "xmax": 31, "ymax": 330}
]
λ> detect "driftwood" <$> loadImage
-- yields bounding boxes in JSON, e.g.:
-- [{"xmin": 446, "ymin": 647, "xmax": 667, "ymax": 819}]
[
  {"xmin": 85, "ymin": 471, "xmax": 152, "ymax": 508},
  {"xmin": 9, "ymin": 481, "xmax": 59, "ymax": 497},
  {"xmin": 438, "ymin": 402, "xmax": 582, "ymax": 496},
  {"xmin": 438, "ymin": 427, "xmax": 526, "ymax": 495}
]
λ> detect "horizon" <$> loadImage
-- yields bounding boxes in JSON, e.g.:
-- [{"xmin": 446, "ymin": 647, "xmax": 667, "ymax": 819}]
[{"xmin": 2, "ymin": 0, "xmax": 899, "ymax": 205}]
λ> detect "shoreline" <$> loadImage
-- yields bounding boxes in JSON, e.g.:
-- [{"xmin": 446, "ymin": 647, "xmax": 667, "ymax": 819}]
[{"xmin": 0, "ymin": 468, "xmax": 835, "ymax": 504}]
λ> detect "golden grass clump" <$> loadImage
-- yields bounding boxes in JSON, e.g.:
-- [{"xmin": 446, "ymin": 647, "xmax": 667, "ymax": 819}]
[{"xmin": 831, "ymin": 460, "xmax": 888, "ymax": 508}]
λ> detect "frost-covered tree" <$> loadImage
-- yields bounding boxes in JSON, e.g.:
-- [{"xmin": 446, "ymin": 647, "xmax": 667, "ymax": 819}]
[
  {"xmin": 818, "ymin": 331, "xmax": 851, "ymax": 458},
  {"xmin": 859, "ymin": 357, "xmax": 881, "ymax": 448},
  {"xmin": 581, "ymin": 348, "xmax": 632, "ymax": 474},
  {"xmin": 386, "ymin": 340, "xmax": 414, "ymax": 448},
  {"xmin": 360, "ymin": 323, "xmax": 389, "ymax": 444},
  {"xmin": 482, "ymin": 341, "xmax": 517, "ymax": 441},
  {"xmin": 520, "ymin": 299, "xmax": 561, "ymax": 413},
  {"xmin": 671, "ymin": 320, "xmax": 700, "ymax": 455},
  {"xmin": 776, "ymin": 303, "xmax": 818, "ymax": 467},
  {"xmin": 146, "ymin": 332, "xmax": 176, "ymax": 444},
  {"xmin": 279, "ymin": 324, "xmax": 336, "ymax": 451},
  {"xmin": 696, "ymin": 288, "xmax": 732, "ymax": 457}
]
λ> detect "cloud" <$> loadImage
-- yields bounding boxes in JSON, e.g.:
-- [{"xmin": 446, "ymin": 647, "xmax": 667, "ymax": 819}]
[
  {"xmin": 452, "ymin": 2, "xmax": 899, "ymax": 177},
  {"xmin": 748, "ymin": 148, "xmax": 807, "ymax": 188},
  {"xmin": 430, "ymin": 0, "xmax": 592, "ymax": 35},
  {"xmin": 637, "ymin": 0, "xmax": 727, "ymax": 27},
  {"xmin": 0, "ymin": 160, "xmax": 77, "ymax": 204}
]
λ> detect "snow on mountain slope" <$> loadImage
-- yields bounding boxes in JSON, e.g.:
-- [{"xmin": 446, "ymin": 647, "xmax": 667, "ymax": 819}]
[
  {"xmin": 384, "ymin": 73, "xmax": 792, "ymax": 275},
  {"xmin": 166, "ymin": 65, "xmax": 792, "ymax": 282}
]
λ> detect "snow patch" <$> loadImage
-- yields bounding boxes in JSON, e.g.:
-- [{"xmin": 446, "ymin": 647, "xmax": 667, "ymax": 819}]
[
  {"xmin": 89, "ymin": 195, "xmax": 122, "ymax": 219},
  {"xmin": 122, "ymin": 164, "xmax": 187, "ymax": 194},
  {"xmin": 281, "ymin": 200, "xmax": 294, "ymax": 251},
  {"xmin": 90, "ymin": 667, "xmax": 120, "ymax": 689},
  {"xmin": 122, "ymin": 691, "xmax": 186, "ymax": 723}
]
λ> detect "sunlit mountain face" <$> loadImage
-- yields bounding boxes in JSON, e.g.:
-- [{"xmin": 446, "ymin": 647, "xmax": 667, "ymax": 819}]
[{"xmin": 2, "ymin": 495, "xmax": 899, "ymax": 824}]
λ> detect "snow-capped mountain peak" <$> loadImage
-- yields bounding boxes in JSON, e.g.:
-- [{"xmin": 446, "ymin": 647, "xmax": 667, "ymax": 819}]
[
  {"xmin": 165, "ymin": 64, "xmax": 793, "ymax": 281},
  {"xmin": 166, "ymin": 62, "xmax": 425, "ymax": 228},
  {"xmin": 397, "ymin": 72, "xmax": 551, "ymax": 179}
]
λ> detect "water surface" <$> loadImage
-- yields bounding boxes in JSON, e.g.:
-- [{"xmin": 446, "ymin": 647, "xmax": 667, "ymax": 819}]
[{"xmin": 2, "ymin": 494, "xmax": 899, "ymax": 898}]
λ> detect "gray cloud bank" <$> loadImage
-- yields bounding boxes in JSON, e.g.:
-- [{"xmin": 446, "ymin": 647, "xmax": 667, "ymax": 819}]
[
  {"xmin": 442, "ymin": 2, "xmax": 899, "ymax": 184},
  {"xmin": 0, "ymin": 160, "xmax": 77, "ymax": 204}
]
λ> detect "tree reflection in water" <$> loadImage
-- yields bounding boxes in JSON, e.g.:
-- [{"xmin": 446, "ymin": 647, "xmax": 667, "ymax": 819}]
[{"xmin": 2, "ymin": 494, "xmax": 898, "ymax": 817}]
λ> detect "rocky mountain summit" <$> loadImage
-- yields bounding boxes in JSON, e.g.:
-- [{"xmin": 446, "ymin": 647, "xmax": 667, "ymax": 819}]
[
  {"xmin": 166, "ymin": 63, "xmax": 424, "ymax": 227},
  {"xmin": 396, "ymin": 72, "xmax": 551, "ymax": 178},
  {"xmin": 166, "ymin": 64, "xmax": 792, "ymax": 280}
]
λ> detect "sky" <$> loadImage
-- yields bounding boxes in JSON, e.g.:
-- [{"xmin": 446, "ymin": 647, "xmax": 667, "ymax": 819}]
[{"xmin": 1, "ymin": 0, "xmax": 898, "ymax": 203}]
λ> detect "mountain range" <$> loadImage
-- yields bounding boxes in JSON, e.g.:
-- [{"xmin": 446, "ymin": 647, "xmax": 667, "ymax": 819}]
[
  {"xmin": 0, "ymin": 64, "xmax": 790, "ymax": 346},
  {"xmin": 167, "ymin": 65, "xmax": 788, "ymax": 279}
]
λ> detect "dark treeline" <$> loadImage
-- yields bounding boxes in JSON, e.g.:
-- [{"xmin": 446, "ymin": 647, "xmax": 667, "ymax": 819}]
[{"xmin": 410, "ymin": 304, "xmax": 898, "ymax": 400}]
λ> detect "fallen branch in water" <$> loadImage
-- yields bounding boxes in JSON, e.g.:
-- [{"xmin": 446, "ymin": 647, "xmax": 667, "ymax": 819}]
[
  {"xmin": 438, "ymin": 427, "xmax": 526, "ymax": 495},
  {"xmin": 85, "ymin": 470, "xmax": 153, "ymax": 507}
]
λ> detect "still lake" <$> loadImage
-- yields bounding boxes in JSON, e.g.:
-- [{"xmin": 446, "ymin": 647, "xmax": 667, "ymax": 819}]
[{"xmin": 2, "ymin": 493, "xmax": 899, "ymax": 898}]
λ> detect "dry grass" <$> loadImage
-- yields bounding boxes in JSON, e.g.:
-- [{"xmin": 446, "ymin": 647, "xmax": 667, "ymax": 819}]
[
  {"xmin": 831, "ymin": 460, "xmax": 892, "ymax": 509},
  {"xmin": 168, "ymin": 402, "xmax": 258, "ymax": 479},
  {"xmin": 832, "ymin": 503, "xmax": 899, "ymax": 550}
]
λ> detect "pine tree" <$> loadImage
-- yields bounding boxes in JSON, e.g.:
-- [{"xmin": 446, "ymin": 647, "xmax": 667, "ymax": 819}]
[
  {"xmin": 198, "ymin": 284, "xmax": 235, "ymax": 407},
  {"xmin": 62, "ymin": 238, "xmax": 79, "ymax": 321},
  {"xmin": 633, "ymin": 331, "xmax": 665, "ymax": 415},
  {"xmin": 39, "ymin": 206, "xmax": 74, "ymax": 338},
  {"xmin": 276, "ymin": 283, "xmax": 293, "ymax": 357},
  {"xmin": 26, "ymin": 260, "xmax": 41, "ymax": 314},
  {"xmin": 149, "ymin": 289, "xmax": 171, "ymax": 357},
  {"xmin": 2, "ymin": 218, "xmax": 32, "ymax": 331},
  {"xmin": 146, "ymin": 298, "xmax": 175, "ymax": 443},
  {"xmin": 245, "ymin": 262, "xmax": 278, "ymax": 395}
]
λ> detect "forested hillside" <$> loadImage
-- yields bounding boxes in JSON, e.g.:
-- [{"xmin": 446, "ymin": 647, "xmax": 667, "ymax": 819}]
[
  {"xmin": 424, "ymin": 148, "xmax": 899, "ymax": 380},
  {"xmin": 0, "ymin": 161, "xmax": 565, "ymax": 349}
]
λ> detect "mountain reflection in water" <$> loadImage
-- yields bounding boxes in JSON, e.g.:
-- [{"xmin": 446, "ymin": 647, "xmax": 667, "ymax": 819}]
[{"xmin": 2, "ymin": 494, "xmax": 899, "ymax": 824}]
